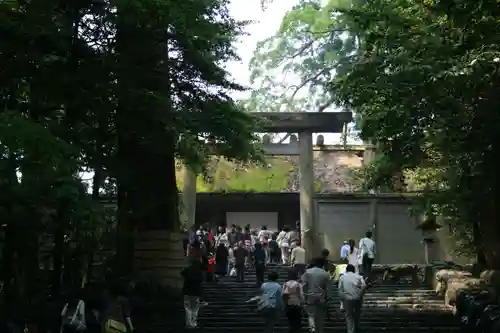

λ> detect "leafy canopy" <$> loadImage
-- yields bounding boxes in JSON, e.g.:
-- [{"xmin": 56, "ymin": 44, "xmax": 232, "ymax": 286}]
[
  {"xmin": 330, "ymin": 0, "xmax": 500, "ymax": 266},
  {"xmin": 247, "ymin": 0, "xmax": 362, "ymax": 115}
]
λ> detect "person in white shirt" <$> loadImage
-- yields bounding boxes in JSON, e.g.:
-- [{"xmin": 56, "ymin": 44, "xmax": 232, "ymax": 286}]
[
  {"xmin": 290, "ymin": 241, "xmax": 307, "ymax": 276},
  {"xmin": 358, "ymin": 231, "xmax": 376, "ymax": 280},
  {"xmin": 347, "ymin": 239, "xmax": 359, "ymax": 273},
  {"xmin": 215, "ymin": 226, "xmax": 229, "ymax": 247},
  {"xmin": 340, "ymin": 241, "xmax": 350, "ymax": 263},
  {"xmin": 258, "ymin": 225, "xmax": 272, "ymax": 242},
  {"xmin": 338, "ymin": 264, "xmax": 366, "ymax": 333},
  {"xmin": 277, "ymin": 227, "xmax": 291, "ymax": 264}
]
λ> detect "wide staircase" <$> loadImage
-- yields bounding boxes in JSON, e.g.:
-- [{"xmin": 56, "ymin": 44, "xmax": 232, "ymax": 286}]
[{"xmin": 200, "ymin": 263, "xmax": 461, "ymax": 333}]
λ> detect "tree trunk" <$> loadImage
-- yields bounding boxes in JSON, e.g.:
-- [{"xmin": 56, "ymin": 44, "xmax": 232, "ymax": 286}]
[
  {"xmin": 52, "ymin": 218, "xmax": 64, "ymax": 295},
  {"xmin": 113, "ymin": 4, "xmax": 178, "ymax": 278},
  {"xmin": 477, "ymin": 201, "xmax": 500, "ymax": 269},
  {"xmin": 85, "ymin": 167, "xmax": 104, "ymax": 284}
]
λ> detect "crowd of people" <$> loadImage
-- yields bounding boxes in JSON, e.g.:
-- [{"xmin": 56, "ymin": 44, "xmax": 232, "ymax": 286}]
[
  {"xmin": 182, "ymin": 224, "xmax": 306, "ymax": 284},
  {"xmin": 252, "ymin": 252, "xmax": 368, "ymax": 333},
  {"xmin": 181, "ymin": 223, "xmax": 375, "ymax": 333}
]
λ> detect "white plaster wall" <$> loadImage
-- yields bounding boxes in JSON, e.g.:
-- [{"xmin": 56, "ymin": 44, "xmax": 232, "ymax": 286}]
[{"xmin": 226, "ymin": 212, "xmax": 279, "ymax": 232}]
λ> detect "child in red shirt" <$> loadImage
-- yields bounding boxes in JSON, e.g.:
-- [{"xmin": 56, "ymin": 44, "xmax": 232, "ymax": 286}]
[{"xmin": 207, "ymin": 256, "xmax": 216, "ymax": 282}]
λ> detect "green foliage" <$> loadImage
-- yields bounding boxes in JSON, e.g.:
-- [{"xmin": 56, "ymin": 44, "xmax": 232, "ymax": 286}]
[
  {"xmin": 0, "ymin": 0, "xmax": 261, "ymax": 315},
  {"xmin": 247, "ymin": 0, "xmax": 362, "ymax": 114},
  {"xmin": 330, "ymin": 0, "xmax": 500, "ymax": 267}
]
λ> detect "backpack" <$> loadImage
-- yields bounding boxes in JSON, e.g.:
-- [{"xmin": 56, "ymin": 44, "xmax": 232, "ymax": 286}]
[
  {"xmin": 62, "ymin": 300, "xmax": 86, "ymax": 331},
  {"xmin": 283, "ymin": 281, "xmax": 300, "ymax": 296}
]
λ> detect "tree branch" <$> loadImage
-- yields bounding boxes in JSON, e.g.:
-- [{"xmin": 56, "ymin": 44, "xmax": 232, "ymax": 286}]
[{"xmin": 290, "ymin": 68, "xmax": 331, "ymax": 100}]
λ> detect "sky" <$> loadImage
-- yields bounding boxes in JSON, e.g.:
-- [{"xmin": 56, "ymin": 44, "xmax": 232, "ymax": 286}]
[
  {"xmin": 226, "ymin": 0, "xmax": 299, "ymax": 100},
  {"xmin": 226, "ymin": 0, "xmax": 358, "ymax": 145}
]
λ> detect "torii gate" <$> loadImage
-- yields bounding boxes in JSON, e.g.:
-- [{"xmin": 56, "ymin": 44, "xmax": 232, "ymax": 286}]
[{"xmin": 181, "ymin": 111, "xmax": 353, "ymax": 257}]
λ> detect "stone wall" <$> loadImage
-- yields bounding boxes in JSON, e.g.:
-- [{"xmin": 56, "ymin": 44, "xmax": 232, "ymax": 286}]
[
  {"xmin": 432, "ymin": 266, "xmax": 500, "ymax": 331},
  {"xmin": 285, "ymin": 151, "xmax": 363, "ymax": 192}
]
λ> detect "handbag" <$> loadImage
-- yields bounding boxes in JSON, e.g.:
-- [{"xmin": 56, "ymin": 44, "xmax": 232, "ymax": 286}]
[
  {"xmin": 65, "ymin": 300, "xmax": 87, "ymax": 331},
  {"xmin": 357, "ymin": 239, "xmax": 365, "ymax": 265},
  {"xmin": 104, "ymin": 319, "xmax": 128, "ymax": 333},
  {"xmin": 103, "ymin": 299, "xmax": 129, "ymax": 333}
]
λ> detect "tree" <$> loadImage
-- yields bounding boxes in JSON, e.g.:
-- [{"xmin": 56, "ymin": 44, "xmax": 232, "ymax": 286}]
[
  {"xmin": 0, "ymin": 0, "xmax": 261, "ymax": 316},
  {"xmin": 111, "ymin": 0, "xmax": 260, "ymax": 247},
  {"xmin": 247, "ymin": 0, "xmax": 362, "ymax": 145},
  {"xmin": 330, "ymin": 0, "xmax": 500, "ymax": 268}
]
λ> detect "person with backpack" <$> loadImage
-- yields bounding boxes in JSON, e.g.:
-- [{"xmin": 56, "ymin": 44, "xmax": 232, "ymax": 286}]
[
  {"xmin": 60, "ymin": 290, "xmax": 87, "ymax": 333},
  {"xmin": 283, "ymin": 269, "xmax": 304, "ymax": 333},
  {"xmin": 234, "ymin": 241, "xmax": 249, "ymax": 282},
  {"xmin": 253, "ymin": 242, "xmax": 267, "ymax": 287},
  {"xmin": 268, "ymin": 234, "xmax": 279, "ymax": 263},
  {"xmin": 101, "ymin": 282, "xmax": 134, "ymax": 333}
]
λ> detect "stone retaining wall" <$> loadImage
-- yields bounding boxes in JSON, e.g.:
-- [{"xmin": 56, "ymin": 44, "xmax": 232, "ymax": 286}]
[{"xmin": 431, "ymin": 265, "xmax": 500, "ymax": 332}]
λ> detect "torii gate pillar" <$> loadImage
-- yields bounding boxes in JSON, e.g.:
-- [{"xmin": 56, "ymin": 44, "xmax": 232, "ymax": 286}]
[{"xmin": 298, "ymin": 131, "xmax": 317, "ymax": 256}]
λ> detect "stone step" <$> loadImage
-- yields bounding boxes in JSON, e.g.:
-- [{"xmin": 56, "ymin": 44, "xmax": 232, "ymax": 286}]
[
  {"xmin": 204, "ymin": 292, "xmax": 443, "ymax": 300},
  {"xmin": 195, "ymin": 327, "xmax": 459, "ymax": 333},
  {"xmin": 205, "ymin": 283, "xmax": 435, "ymax": 291},
  {"xmin": 198, "ymin": 326, "xmax": 458, "ymax": 331},
  {"xmin": 203, "ymin": 305, "xmax": 450, "ymax": 311},
  {"xmin": 204, "ymin": 283, "xmax": 436, "ymax": 291},
  {"xmin": 208, "ymin": 278, "xmax": 428, "ymax": 287},
  {"xmin": 195, "ymin": 265, "xmax": 460, "ymax": 333},
  {"xmin": 209, "ymin": 299, "xmax": 445, "ymax": 304},
  {"xmin": 199, "ymin": 320, "xmax": 457, "ymax": 327},
  {"xmin": 203, "ymin": 299, "xmax": 444, "ymax": 307},
  {"xmin": 196, "ymin": 311, "xmax": 457, "ymax": 319}
]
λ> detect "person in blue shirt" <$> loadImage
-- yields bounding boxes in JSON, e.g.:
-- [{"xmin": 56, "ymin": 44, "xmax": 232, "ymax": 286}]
[
  {"xmin": 340, "ymin": 240, "xmax": 350, "ymax": 263},
  {"xmin": 254, "ymin": 242, "xmax": 267, "ymax": 286},
  {"xmin": 260, "ymin": 271, "xmax": 283, "ymax": 333}
]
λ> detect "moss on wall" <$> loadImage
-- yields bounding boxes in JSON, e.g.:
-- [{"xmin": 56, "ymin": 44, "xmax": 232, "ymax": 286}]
[
  {"xmin": 176, "ymin": 151, "xmax": 363, "ymax": 192},
  {"xmin": 176, "ymin": 157, "xmax": 295, "ymax": 192}
]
